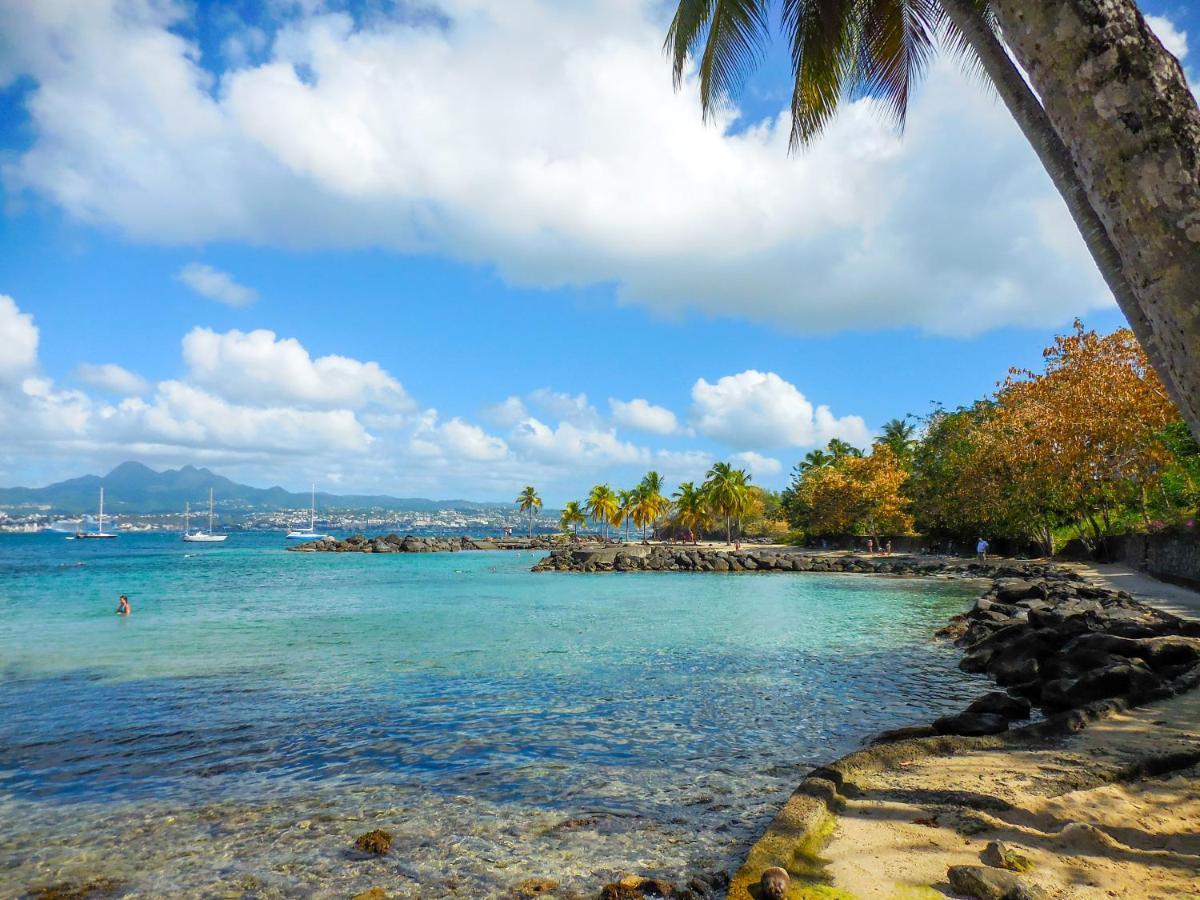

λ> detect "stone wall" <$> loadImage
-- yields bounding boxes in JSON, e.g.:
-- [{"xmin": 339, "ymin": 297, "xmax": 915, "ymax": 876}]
[{"xmin": 1108, "ymin": 533, "xmax": 1200, "ymax": 588}]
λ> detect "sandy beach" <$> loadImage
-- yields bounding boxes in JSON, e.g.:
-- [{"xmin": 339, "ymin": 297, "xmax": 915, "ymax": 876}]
[{"xmin": 728, "ymin": 566, "xmax": 1200, "ymax": 900}]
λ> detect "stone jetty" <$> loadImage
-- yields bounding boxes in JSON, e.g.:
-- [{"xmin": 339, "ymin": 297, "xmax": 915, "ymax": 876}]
[{"xmin": 287, "ymin": 534, "xmax": 558, "ymax": 553}]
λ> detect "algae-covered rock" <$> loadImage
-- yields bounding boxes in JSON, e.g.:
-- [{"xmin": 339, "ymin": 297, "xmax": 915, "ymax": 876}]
[
  {"xmin": 981, "ymin": 840, "xmax": 1034, "ymax": 873},
  {"xmin": 352, "ymin": 888, "xmax": 389, "ymax": 900},
  {"xmin": 353, "ymin": 828, "xmax": 393, "ymax": 855},
  {"xmin": 599, "ymin": 875, "xmax": 673, "ymax": 898}
]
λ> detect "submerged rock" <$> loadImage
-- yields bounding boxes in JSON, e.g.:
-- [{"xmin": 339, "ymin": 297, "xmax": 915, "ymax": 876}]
[
  {"xmin": 353, "ymin": 828, "xmax": 393, "ymax": 855},
  {"xmin": 28, "ymin": 879, "xmax": 124, "ymax": 900},
  {"xmin": 599, "ymin": 875, "xmax": 674, "ymax": 898},
  {"xmin": 512, "ymin": 877, "xmax": 560, "ymax": 897},
  {"xmin": 932, "ymin": 712, "xmax": 1010, "ymax": 736}
]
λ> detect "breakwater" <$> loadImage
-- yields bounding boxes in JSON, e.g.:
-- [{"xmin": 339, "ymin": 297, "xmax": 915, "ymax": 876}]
[{"xmin": 286, "ymin": 534, "xmax": 558, "ymax": 553}]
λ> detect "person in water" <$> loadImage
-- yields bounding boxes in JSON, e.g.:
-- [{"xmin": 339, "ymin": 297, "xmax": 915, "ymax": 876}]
[{"xmin": 117, "ymin": 594, "xmax": 131, "ymax": 616}]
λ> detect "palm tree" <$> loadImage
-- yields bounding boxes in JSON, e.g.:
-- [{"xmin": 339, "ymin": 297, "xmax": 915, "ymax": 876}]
[
  {"xmin": 614, "ymin": 488, "xmax": 635, "ymax": 542},
  {"xmin": 672, "ymin": 480, "xmax": 708, "ymax": 544},
  {"xmin": 560, "ymin": 500, "xmax": 586, "ymax": 540},
  {"xmin": 702, "ymin": 461, "xmax": 751, "ymax": 544},
  {"xmin": 585, "ymin": 484, "xmax": 619, "ymax": 541},
  {"xmin": 798, "ymin": 449, "xmax": 831, "ymax": 473},
  {"xmin": 665, "ymin": 0, "xmax": 1200, "ymax": 441},
  {"xmin": 880, "ymin": 418, "xmax": 917, "ymax": 460},
  {"xmin": 825, "ymin": 438, "xmax": 863, "ymax": 462},
  {"xmin": 634, "ymin": 471, "xmax": 671, "ymax": 542},
  {"xmin": 515, "ymin": 485, "xmax": 542, "ymax": 537}
]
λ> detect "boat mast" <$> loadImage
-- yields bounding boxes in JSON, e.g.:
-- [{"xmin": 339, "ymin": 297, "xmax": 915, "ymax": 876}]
[
  {"xmin": 99, "ymin": 487, "xmax": 105, "ymax": 534},
  {"xmin": 209, "ymin": 488, "xmax": 215, "ymax": 533},
  {"xmin": 310, "ymin": 484, "xmax": 316, "ymax": 532},
  {"xmin": 185, "ymin": 500, "xmax": 190, "ymax": 533}
]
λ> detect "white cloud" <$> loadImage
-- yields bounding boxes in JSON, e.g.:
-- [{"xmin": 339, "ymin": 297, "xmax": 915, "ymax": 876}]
[
  {"xmin": 528, "ymin": 389, "xmax": 598, "ymax": 426},
  {"xmin": 410, "ymin": 410, "xmax": 508, "ymax": 461},
  {"xmin": 178, "ymin": 263, "xmax": 259, "ymax": 307},
  {"xmin": 482, "ymin": 395, "xmax": 528, "ymax": 427},
  {"xmin": 690, "ymin": 370, "xmax": 870, "ymax": 450},
  {"xmin": 1147, "ymin": 14, "xmax": 1188, "ymax": 60},
  {"xmin": 0, "ymin": 295, "xmax": 38, "ymax": 385},
  {"xmin": 509, "ymin": 416, "xmax": 647, "ymax": 467},
  {"xmin": 182, "ymin": 326, "xmax": 415, "ymax": 411},
  {"xmin": 609, "ymin": 397, "xmax": 679, "ymax": 435},
  {"xmin": 0, "ymin": 0, "xmax": 1113, "ymax": 336},
  {"xmin": 731, "ymin": 451, "xmax": 782, "ymax": 478},
  {"xmin": 74, "ymin": 363, "xmax": 149, "ymax": 396}
]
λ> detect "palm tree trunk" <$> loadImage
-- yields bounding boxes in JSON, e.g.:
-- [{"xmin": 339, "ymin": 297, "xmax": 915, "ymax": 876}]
[
  {"xmin": 983, "ymin": 0, "xmax": 1200, "ymax": 441},
  {"xmin": 938, "ymin": 0, "xmax": 1190, "ymax": 424}
]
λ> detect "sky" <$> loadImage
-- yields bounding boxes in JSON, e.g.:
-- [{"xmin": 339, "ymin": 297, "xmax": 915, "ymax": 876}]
[{"xmin": 0, "ymin": 0, "xmax": 1196, "ymax": 504}]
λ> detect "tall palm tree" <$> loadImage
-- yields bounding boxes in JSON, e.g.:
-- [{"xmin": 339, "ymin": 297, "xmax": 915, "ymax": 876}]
[
  {"xmin": 635, "ymin": 471, "xmax": 671, "ymax": 542},
  {"xmin": 560, "ymin": 500, "xmax": 586, "ymax": 540},
  {"xmin": 672, "ymin": 480, "xmax": 709, "ymax": 544},
  {"xmin": 879, "ymin": 418, "xmax": 917, "ymax": 459},
  {"xmin": 585, "ymin": 484, "xmax": 619, "ymax": 541},
  {"xmin": 702, "ymin": 461, "xmax": 751, "ymax": 543},
  {"xmin": 665, "ymin": 0, "xmax": 1200, "ymax": 441},
  {"xmin": 614, "ymin": 488, "xmax": 635, "ymax": 542},
  {"xmin": 515, "ymin": 485, "xmax": 542, "ymax": 537}
]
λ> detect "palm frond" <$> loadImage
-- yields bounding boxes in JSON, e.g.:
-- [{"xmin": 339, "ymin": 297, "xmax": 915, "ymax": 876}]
[
  {"xmin": 780, "ymin": 0, "xmax": 858, "ymax": 149},
  {"xmin": 856, "ymin": 0, "xmax": 940, "ymax": 133},
  {"xmin": 667, "ymin": 0, "xmax": 772, "ymax": 122}
]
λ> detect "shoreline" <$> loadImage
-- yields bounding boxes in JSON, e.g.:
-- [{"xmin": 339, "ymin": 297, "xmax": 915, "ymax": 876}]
[{"xmin": 722, "ymin": 563, "xmax": 1200, "ymax": 900}]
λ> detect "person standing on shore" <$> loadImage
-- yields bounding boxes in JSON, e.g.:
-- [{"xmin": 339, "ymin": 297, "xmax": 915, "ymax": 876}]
[
  {"xmin": 976, "ymin": 538, "xmax": 989, "ymax": 562},
  {"xmin": 866, "ymin": 538, "xmax": 874, "ymax": 555},
  {"xmin": 116, "ymin": 594, "xmax": 131, "ymax": 616}
]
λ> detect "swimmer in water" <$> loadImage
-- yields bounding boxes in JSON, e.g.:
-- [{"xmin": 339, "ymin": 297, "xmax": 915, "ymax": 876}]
[{"xmin": 116, "ymin": 594, "xmax": 131, "ymax": 616}]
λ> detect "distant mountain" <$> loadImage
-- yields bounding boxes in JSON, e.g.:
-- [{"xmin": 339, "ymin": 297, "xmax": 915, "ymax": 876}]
[{"xmin": 0, "ymin": 462, "xmax": 503, "ymax": 514}]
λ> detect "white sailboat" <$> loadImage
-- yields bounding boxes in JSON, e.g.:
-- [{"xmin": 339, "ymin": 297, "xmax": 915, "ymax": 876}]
[
  {"xmin": 73, "ymin": 487, "xmax": 118, "ymax": 539},
  {"xmin": 286, "ymin": 484, "xmax": 328, "ymax": 540},
  {"xmin": 183, "ymin": 488, "xmax": 227, "ymax": 543}
]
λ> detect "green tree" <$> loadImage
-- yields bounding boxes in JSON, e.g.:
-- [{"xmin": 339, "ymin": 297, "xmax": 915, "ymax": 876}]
[
  {"xmin": 613, "ymin": 488, "xmax": 634, "ymax": 541},
  {"xmin": 560, "ymin": 500, "xmax": 586, "ymax": 540},
  {"xmin": 585, "ymin": 484, "xmax": 619, "ymax": 541},
  {"xmin": 664, "ymin": 0, "xmax": 1200, "ymax": 442},
  {"xmin": 515, "ymin": 485, "xmax": 542, "ymax": 537},
  {"xmin": 633, "ymin": 471, "xmax": 671, "ymax": 542},
  {"xmin": 879, "ymin": 418, "xmax": 917, "ymax": 461}
]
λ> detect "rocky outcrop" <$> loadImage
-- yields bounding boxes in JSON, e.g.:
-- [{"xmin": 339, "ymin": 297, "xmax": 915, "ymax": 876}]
[{"xmin": 287, "ymin": 534, "xmax": 558, "ymax": 553}]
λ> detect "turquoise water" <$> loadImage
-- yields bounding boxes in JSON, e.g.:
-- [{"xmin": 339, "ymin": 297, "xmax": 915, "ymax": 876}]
[{"xmin": 0, "ymin": 533, "xmax": 984, "ymax": 897}]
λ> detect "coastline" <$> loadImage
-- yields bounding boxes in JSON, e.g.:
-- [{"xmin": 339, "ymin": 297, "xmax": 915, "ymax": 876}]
[{"xmin": 720, "ymin": 560, "xmax": 1200, "ymax": 900}]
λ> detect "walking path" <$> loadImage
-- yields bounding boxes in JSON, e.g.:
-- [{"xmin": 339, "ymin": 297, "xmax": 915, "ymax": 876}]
[{"xmin": 1071, "ymin": 561, "xmax": 1200, "ymax": 620}]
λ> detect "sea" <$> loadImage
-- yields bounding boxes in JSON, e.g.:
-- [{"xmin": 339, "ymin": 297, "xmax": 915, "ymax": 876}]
[{"xmin": 0, "ymin": 533, "xmax": 986, "ymax": 898}]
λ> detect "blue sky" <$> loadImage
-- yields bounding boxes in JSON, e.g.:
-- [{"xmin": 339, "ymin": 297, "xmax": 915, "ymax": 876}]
[{"xmin": 0, "ymin": 1, "xmax": 1194, "ymax": 503}]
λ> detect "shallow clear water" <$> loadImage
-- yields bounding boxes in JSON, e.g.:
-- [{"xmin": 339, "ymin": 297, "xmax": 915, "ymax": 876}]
[{"xmin": 0, "ymin": 533, "xmax": 985, "ymax": 897}]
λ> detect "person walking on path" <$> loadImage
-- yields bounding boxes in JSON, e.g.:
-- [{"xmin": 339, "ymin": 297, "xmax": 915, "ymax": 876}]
[{"xmin": 976, "ymin": 538, "xmax": 989, "ymax": 562}]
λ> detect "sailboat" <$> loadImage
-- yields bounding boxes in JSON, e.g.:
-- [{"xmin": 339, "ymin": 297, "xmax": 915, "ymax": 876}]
[
  {"xmin": 73, "ymin": 487, "xmax": 118, "ymax": 539},
  {"xmin": 286, "ymin": 484, "xmax": 328, "ymax": 540},
  {"xmin": 183, "ymin": 488, "xmax": 228, "ymax": 543}
]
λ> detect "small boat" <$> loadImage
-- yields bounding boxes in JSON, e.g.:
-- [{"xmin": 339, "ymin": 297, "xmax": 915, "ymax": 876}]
[
  {"xmin": 74, "ymin": 487, "xmax": 118, "ymax": 539},
  {"xmin": 286, "ymin": 484, "xmax": 329, "ymax": 540},
  {"xmin": 183, "ymin": 489, "xmax": 228, "ymax": 543}
]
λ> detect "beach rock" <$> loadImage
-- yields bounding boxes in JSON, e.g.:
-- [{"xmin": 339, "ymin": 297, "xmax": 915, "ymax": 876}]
[
  {"xmin": 352, "ymin": 889, "xmax": 389, "ymax": 900},
  {"xmin": 981, "ymin": 840, "xmax": 1034, "ymax": 873},
  {"xmin": 512, "ymin": 877, "xmax": 560, "ymax": 897},
  {"xmin": 1041, "ymin": 663, "xmax": 1162, "ymax": 710},
  {"xmin": 932, "ymin": 712, "xmax": 1009, "ymax": 736},
  {"xmin": 353, "ymin": 828, "xmax": 393, "ymax": 855},
  {"xmin": 966, "ymin": 692, "xmax": 1032, "ymax": 720},
  {"xmin": 947, "ymin": 865, "xmax": 1045, "ymax": 900},
  {"xmin": 759, "ymin": 866, "xmax": 789, "ymax": 900},
  {"xmin": 994, "ymin": 579, "xmax": 1046, "ymax": 603},
  {"xmin": 870, "ymin": 724, "xmax": 938, "ymax": 744}
]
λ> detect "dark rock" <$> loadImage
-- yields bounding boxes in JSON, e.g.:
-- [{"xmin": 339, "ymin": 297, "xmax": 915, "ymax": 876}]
[
  {"xmin": 353, "ymin": 828, "xmax": 393, "ymax": 855},
  {"xmin": 994, "ymin": 579, "xmax": 1046, "ymax": 603},
  {"xmin": 947, "ymin": 864, "xmax": 1045, "ymax": 899},
  {"xmin": 28, "ymin": 879, "xmax": 124, "ymax": 900},
  {"xmin": 1042, "ymin": 664, "xmax": 1162, "ymax": 710},
  {"xmin": 512, "ymin": 877, "xmax": 560, "ymax": 897},
  {"xmin": 599, "ymin": 876, "xmax": 673, "ymax": 899},
  {"xmin": 870, "ymin": 724, "xmax": 937, "ymax": 744},
  {"xmin": 966, "ymin": 692, "xmax": 1032, "ymax": 720},
  {"xmin": 932, "ymin": 712, "xmax": 1009, "ymax": 736},
  {"xmin": 989, "ymin": 654, "xmax": 1039, "ymax": 687}
]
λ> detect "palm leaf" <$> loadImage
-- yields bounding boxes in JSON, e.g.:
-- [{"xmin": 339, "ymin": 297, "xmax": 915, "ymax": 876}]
[{"xmin": 667, "ymin": 0, "xmax": 772, "ymax": 121}]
